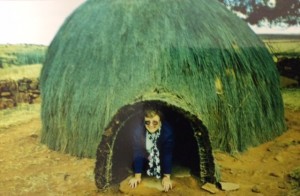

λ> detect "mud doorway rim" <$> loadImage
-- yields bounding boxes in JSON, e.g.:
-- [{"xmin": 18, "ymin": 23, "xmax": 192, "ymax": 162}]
[{"xmin": 94, "ymin": 100, "xmax": 216, "ymax": 190}]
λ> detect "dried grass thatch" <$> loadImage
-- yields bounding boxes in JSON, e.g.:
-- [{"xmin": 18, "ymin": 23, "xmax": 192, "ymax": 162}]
[{"xmin": 40, "ymin": 0, "xmax": 285, "ymax": 160}]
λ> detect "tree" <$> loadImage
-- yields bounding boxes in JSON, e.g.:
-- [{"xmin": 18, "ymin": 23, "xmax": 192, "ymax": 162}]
[{"xmin": 218, "ymin": 0, "xmax": 300, "ymax": 26}]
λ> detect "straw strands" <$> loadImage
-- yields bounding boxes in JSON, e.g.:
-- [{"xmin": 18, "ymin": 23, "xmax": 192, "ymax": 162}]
[{"xmin": 40, "ymin": 0, "xmax": 285, "ymax": 158}]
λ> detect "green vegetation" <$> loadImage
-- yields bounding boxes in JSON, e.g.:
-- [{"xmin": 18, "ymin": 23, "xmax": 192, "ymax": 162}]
[
  {"xmin": 0, "ymin": 44, "xmax": 46, "ymax": 68},
  {"xmin": 0, "ymin": 64, "xmax": 42, "ymax": 80},
  {"xmin": 0, "ymin": 103, "xmax": 40, "ymax": 132},
  {"xmin": 282, "ymin": 89, "xmax": 300, "ymax": 111}
]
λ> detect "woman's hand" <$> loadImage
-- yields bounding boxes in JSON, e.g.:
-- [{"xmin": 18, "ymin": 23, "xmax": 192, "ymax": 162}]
[
  {"xmin": 162, "ymin": 174, "xmax": 172, "ymax": 192},
  {"xmin": 129, "ymin": 173, "xmax": 141, "ymax": 188}
]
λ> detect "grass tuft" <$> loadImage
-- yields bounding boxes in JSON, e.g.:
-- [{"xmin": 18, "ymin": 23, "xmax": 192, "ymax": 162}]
[
  {"xmin": 282, "ymin": 89, "xmax": 300, "ymax": 111},
  {"xmin": 0, "ymin": 103, "xmax": 40, "ymax": 132}
]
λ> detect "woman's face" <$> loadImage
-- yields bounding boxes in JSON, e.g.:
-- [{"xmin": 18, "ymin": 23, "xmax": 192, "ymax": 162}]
[{"xmin": 144, "ymin": 114, "xmax": 161, "ymax": 133}]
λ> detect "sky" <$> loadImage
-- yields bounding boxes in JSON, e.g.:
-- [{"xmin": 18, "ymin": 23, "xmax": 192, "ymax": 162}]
[
  {"xmin": 0, "ymin": 0, "xmax": 299, "ymax": 46},
  {"xmin": 0, "ymin": 0, "xmax": 85, "ymax": 45}
]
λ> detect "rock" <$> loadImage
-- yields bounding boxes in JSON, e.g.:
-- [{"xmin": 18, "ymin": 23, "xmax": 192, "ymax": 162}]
[
  {"xmin": 219, "ymin": 182, "xmax": 240, "ymax": 191},
  {"xmin": 30, "ymin": 90, "xmax": 40, "ymax": 94},
  {"xmin": 251, "ymin": 185, "xmax": 262, "ymax": 193},
  {"xmin": 0, "ymin": 92, "xmax": 11, "ymax": 97},
  {"xmin": 0, "ymin": 98, "xmax": 15, "ymax": 109},
  {"xmin": 267, "ymin": 146, "xmax": 281, "ymax": 153},
  {"xmin": 261, "ymin": 158, "xmax": 268, "ymax": 163},
  {"xmin": 29, "ymin": 93, "xmax": 39, "ymax": 98},
  {"xmin": 290, "ymin": 140, "xmax": 300, "ymax": 145},
  {"xmin": 29, "ymin": 80, "xmax": 39, "ymax": 89},
  {"xmin": 18, "ymin": 82, "xmax": 29, "ymax": 92},
  {"xmin": 269, "ymin": 172, "xmax": 282, "ymax": 178},
  {"xmin": 252, "ymin": 170, "xmax": 263, "ymax": 177},
  {"xmin": 278, "ymin": 181, "xmax": 287, "ymax": 189},
  {"xmin": 64, "ymin": 174, "xmax": 70, "ymax": 181},
  {"xmin": 29, "ymin": 134, "xmax": 39, "ymax": 139},
  {"xmin": 274, "ymin": 155, "xmax": 284, "ymax": 162},
  {"xmin": 201, "ymin": 183, "xmax": 219, "ymax": 194}
]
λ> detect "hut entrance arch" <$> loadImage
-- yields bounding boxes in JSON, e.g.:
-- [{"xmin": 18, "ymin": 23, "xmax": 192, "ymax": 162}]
[{"xmin": 94, "ymin": 100, "xmax": 216, "ymax": 189}]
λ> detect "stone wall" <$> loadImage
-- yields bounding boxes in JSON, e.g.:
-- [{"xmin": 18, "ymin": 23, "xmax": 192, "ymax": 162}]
[{"xmin": 0, "ymin": 78, "xmax": 40, "ymax": 110}]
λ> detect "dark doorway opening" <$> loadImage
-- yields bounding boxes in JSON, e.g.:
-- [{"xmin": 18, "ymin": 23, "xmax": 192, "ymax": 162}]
[{"xmin": 111, "ymin": 101, "xmax": 206, "ymax": 183}]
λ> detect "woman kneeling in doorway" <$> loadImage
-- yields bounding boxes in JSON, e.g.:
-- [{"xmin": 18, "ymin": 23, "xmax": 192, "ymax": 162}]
[{"xmin": 129, "ymin": 106, "xmax": 174, "ymax": 192}]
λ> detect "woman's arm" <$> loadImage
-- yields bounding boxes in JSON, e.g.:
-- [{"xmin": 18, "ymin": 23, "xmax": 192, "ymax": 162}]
[
  {"xmin": 160, "ymin": 123, "xmax": 175, "ymax": 174},
  {"xmin": 132, "ymin": 124, "xmax": 145, "ymax": 174},
  {"xmin": 160, "ymin": 122, "xmax": 175, "ymax": 192},
  {"xmin": 130, "ymin": 121, "xmax": 145, "ymax": 188}
]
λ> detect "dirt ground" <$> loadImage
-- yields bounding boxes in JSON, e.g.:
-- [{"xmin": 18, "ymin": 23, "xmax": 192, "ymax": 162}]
[{"xmin": 0, "ymin": 109, "xmax": 299, "ymax": 196}]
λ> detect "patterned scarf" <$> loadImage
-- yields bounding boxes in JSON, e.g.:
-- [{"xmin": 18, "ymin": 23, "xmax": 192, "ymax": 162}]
[{"xmin": 146, "ymin": 129, "xmax": 161, "ymax": 179}]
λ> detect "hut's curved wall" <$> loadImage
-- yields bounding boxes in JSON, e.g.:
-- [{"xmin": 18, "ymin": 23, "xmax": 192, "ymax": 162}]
[{"xmin": 40, "ymin": 0, "xmax": 285, "ymax": 158}]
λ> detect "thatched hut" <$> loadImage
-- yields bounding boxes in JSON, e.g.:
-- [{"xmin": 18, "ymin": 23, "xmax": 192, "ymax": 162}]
[{"xmin": 40, "ymin": 0, "xmax": 285, "ymax": 189}]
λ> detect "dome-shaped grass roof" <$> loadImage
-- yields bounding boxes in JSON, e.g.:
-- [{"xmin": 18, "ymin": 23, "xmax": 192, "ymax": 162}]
[{"xmin": 40, "ymin": 0, "xmax": 285, "ymax": 158}]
